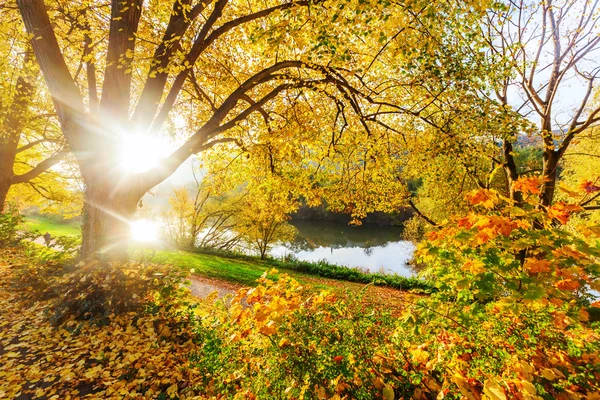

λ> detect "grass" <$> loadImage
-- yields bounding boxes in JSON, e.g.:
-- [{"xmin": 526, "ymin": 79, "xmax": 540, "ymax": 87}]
[
  {"xmin": 23, "ymin": 215, "xmax": 81, "ymax": 237},
  {"xmin": 136, "ymin": 248, "xmax": 282, "ymax": 287},
  {"xmin": 134, "ymin": 246, "xmax": 433, "ymax": 292}
]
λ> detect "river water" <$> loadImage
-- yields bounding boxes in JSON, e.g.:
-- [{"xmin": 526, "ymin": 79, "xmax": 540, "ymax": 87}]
[{"xmin": 270, "ymin": 220, "xmax": 416, "ymax": 277}]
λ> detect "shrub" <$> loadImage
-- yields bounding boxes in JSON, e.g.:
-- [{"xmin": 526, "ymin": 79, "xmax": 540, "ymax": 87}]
[
  {"xmin": 186, "ymin": 177, "xmax": 600, "ymax": 398},
  {"xmin": 0, "ymin": 204, "xmax": 21, "ymax": 246},
  {"xmin": 0, "ymin": 204, "xmax": 36, "ymax": 247},
  {"xmin": 189, "ymin": 271, "xmax": 600, "ymax": 398},
  {"xmin": 12, "ymin": 254, "xmax": 190, "ymax": 326},
  {"xmin": 48, "ymin": 261, "xmax": 189, "ymax": 325}
]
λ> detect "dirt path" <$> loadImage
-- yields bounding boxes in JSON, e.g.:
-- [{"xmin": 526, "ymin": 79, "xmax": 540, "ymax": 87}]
[
  {"xmin": 186, "ymin": 274, "xmax": 245, "ymax": 299},
  {"xmin": 185, "ymin": 272, "xmax": 411, "ymax": 314}
]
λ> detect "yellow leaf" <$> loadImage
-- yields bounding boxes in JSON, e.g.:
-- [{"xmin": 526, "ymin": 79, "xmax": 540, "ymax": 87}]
[
  {"xmin": 258, "ymin": 321, "xmax": 277, "ymax": 335},
  {"xmin": 410, "ymin": 348, "xmax": 429, "ymax": 364},
  {"xmin": 519, "ymin": 380, "xmax": 537, "ymax": 396},
  {"xmin": 558, "ymin": 185, "xmax": 580, "ymax": 198},
  {"xmin": 461, "ymin": 260, "xmax": 486, "ymax": 275},
  {"xmin": 316, "ymin": 385, "xmax": 327, "ymax": 399},
  {"xmin": 541, "ymin": 368, "xmax": 557, "ymax": 381},
  {"xmin": 382, "ymin": 385, "xmax": 394, "ymax": 400},
  {"xmin": 483, "ymin": 379, "xmax": 506, "ymax": 400},
  {"xmin": 166, "ymin": 383, "xmax": 178, "ymax": 397}
]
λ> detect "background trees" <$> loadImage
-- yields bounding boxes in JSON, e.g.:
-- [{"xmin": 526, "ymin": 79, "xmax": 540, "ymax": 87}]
[
  {"xmin": 13, "ymin": 0, "xmax": 600, "ymax": 258},
  {"xmin": 484, "ymin": 0, "xmax": 600, "ymax": 206},
  {"xmin": 163, "ymin": 170, "xmax": 244, "ymax": 250},
  {"xmin": 0, "ymin": 5, "xmax": 75, "ymax": 214}
]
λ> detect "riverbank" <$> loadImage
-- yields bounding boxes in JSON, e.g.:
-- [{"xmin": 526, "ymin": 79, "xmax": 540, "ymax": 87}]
[
  {"xmin": 23, "ymin": 215, "xmax": 433, "ymax": 293},
  {"xmin": 136, "ymin": 247, "xmax": 432, "ymax": 292}
]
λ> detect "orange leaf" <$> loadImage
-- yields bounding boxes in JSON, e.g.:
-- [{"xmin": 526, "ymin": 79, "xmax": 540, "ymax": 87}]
[
  {"xmin": 514, "ymin": 176, "xmax": 545, "ymax": 195},
  {"xmin": 547, "ymin": 202, "xmax": 583, "ymax": 224},
  {"xmin": 466, "ymin": 189, "xmax": 498, "ymax": 209},
  {"xmin": 555, "ymin": 279, "xmax": 580, "ymax": 291},
  {"xmin": 523, "ymin": 258, "xmax": 552, "ymax": 274}
]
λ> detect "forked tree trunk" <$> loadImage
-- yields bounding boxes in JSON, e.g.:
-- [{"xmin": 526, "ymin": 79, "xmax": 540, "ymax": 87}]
[
  {"xmin": 0, "ymin": 59, "xmax": 34, "ymax": 213},
  {"xmin": 80, "ymin": 178, "xmax": 142, "ymax": 261}
]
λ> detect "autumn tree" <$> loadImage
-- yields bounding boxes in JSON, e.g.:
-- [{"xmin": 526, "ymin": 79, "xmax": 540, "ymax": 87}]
[
  {"xmin": 15, "ymin": 0, "xmax": 499, "ymax": 260},
  {"xmin": 372, "ymin": 0, "xmax": 600, "ymax": 228},
  {"xmin": 237, "ymin": 185, "xmax": 298, "ymax": 259},
  {"xmin": 0, "ymin": 5, "xmax": 69, "ymax": 213},
  {"xmin": 163, "ymin": 169, "xmax": 244, "ymax": 250},
  {"xmin": 483, "ymin": 0, "xmax": 600, "ymax": 206}
]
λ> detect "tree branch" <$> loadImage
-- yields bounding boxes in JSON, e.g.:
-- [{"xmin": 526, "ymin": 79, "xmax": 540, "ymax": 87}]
[
  {"xmin": 151, "ymin": 0, "xmax": 314, "ymax": 132},
  {"xmin": 17, "ymin": 0, "xmax": 86, "ymax": 150},
  {"xmin": 408, "ymin": 199, "xmax": 438, "ymax": 227},
  {"xmin": 11, "ymin": 150, "xmax": 67, "ymax": 184},
  {"xmin": 100, "ymin": 0, "xmax": 144, "ymax": 119}
]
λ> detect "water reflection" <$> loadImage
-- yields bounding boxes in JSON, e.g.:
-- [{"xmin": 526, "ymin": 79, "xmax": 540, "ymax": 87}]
[{"xmin": 271, "ymin": 220, "xmax": 416, "ymax": 276}]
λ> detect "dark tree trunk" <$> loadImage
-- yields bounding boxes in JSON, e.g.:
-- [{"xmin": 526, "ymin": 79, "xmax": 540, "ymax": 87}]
[
  {"xmin": 0, "ymin": 178, "xmax": 10, "ymax": 213},
  {"xmin": 0, "ymin": 144, "xmax": 17, "ymax": 213},
  {"xmin": 502, "ymin": 140, "xmax": 523, "ymax": 204},
  {"xmin": 540, "ymin": 149, "xmax": 560, "ymax": 207}
]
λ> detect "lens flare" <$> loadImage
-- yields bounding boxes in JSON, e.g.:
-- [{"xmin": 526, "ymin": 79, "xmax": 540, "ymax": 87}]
[
  {"xmin": 130, "ymin": 219, "xmax": 159, "ymax": 242},
  {"xmin": 119, "ymin": 134, "xmax": 169, "ymax": 174}
]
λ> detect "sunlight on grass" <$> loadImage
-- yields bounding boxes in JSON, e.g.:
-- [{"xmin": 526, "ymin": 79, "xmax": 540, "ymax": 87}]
[{"xmin": 23, "ymin": 216, "xmax": 80, "ymax": 237}]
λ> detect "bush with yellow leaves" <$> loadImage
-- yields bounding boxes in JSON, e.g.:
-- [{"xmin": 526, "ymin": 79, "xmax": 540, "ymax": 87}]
[{"xmin": 184, "ymin": 270, "xmax": 600, "ymax": 399}]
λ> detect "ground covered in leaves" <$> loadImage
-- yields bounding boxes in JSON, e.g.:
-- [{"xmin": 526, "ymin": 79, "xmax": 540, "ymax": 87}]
[
  {"xmin": 0, "ymin": 248, "xmax": 204, "ymax": 399},
  {"xmin": 1, "ymin": 244, "xmax": 600, "ymax": 399},
  {"xmin": 0, "ymin": 247, "xmax": 411, "ymax": 399}
]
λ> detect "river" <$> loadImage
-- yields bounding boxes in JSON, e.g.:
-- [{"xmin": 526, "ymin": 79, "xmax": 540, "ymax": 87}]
[{"xmin": 270, "ymin": 220, "xmax": 416, "ymax": 277}]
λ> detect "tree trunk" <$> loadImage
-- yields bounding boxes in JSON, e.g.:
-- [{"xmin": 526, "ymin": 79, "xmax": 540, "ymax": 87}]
[
  {"xmin": 502, "ymin": 140, "xmax": 523, "ymax": 204},
  {"xmin": 80, "ymin": 177, "xmax": 142, "ymax": 261},
  {"xmin": 0, "ymin": 56, "xmax": 35, "ymax": 213},
  {"xmin": 0, "ymin": 143, "xmax": 16, "ymax": 213},
  {"xmin": 0, "ymin": 178, "xmax": 10, "ymax": 213},
  {"xmin": 540, "ymin": 150, "xmax": 560, "ymax": 207}
]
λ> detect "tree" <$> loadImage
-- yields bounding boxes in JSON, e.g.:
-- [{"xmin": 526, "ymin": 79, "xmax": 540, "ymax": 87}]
[
  {"xmin": 378, "ymin": 0, "xmax": 600, "ymax": 227},
  {"xmin": 17, "ymin": 0, "xmax": 495, "ymax": 260},
  {"xmin": 484, "ymin": 0, "xmax": 600, "ymax": 206},
  {"xmin": 163, "ymin": 171, "xmax": 244, "ymax": 250},
  {"xmin": 13, "ymin": 0, "xmax": 350, "ymax": 259},
  {"xmin": 237, "ymin": 187, "xmax": 297, "ymax": 259},
  {"xmin": 0, "ymin": 6, "xmax": 69, "ymax": 213}
]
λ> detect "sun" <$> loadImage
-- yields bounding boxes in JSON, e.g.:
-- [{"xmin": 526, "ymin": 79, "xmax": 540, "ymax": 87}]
[
  {"xmin": 119, "ymin": 134, "xmax": 170, "ymax": 174},
  {"xmin": 130, "ymin": 219, "xmax": 159, "ymax": 242}
]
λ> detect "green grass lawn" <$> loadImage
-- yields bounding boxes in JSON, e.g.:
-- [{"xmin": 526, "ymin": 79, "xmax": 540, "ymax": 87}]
[
  {"xmin": 133, "ymin": 247, "xmax": 303, "ymax": 287},
  {"xmin": 23, "ymin": 215, "xmax": 81, "ymax": 237},
  {"xmin": 20, "ymin": 215, "xmax": 306, "ymax": 286}
]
